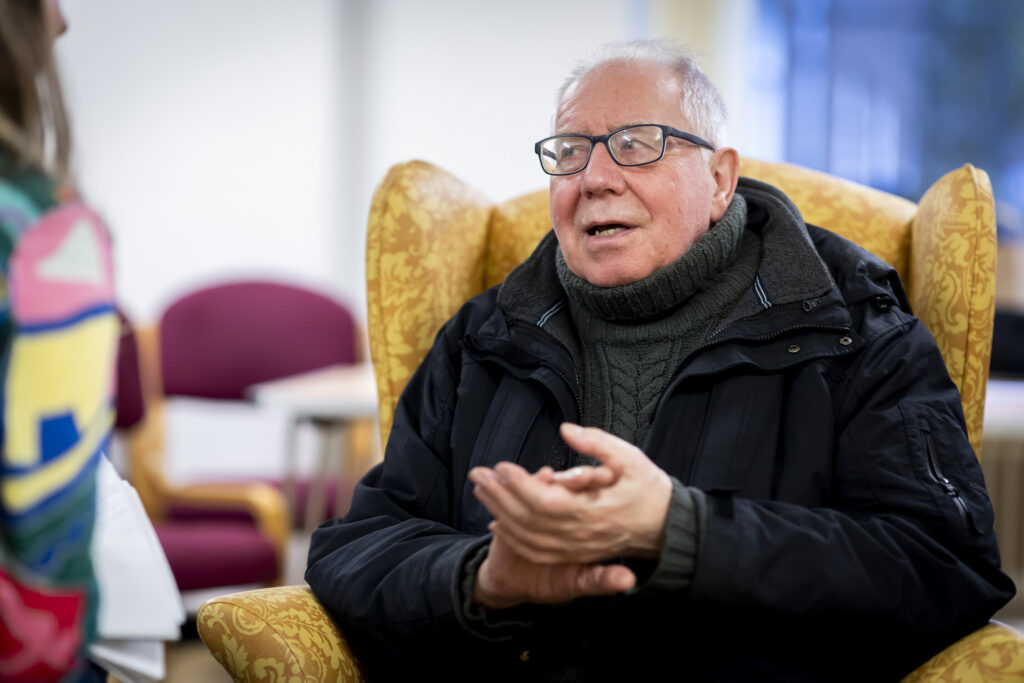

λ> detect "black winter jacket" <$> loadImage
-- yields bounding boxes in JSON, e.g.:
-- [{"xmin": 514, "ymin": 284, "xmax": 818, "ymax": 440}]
[{"xmin": 308, "ymin": 179, "xmax": 1014, "ymax": 682}]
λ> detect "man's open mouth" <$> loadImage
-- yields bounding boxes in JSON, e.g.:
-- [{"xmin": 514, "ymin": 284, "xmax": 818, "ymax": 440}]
[{"xmin": 587, "ymin": 223, "xmax": 632, "ymax": 237}]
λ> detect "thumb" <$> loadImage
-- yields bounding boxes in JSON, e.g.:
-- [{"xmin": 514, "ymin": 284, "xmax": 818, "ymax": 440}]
[
  {"xmin": 573, "ymin": 563, "xmax": 636, "ymax": 598},
  {"xmin": 559, "ymin": 423, "xmax": 639, "ymax": 472}
]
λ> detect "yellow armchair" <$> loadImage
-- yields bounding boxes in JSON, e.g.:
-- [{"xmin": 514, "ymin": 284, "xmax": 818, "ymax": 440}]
[{"xmin": 197, "ymin": 159, "xmax": 1023, "ymax": 682}]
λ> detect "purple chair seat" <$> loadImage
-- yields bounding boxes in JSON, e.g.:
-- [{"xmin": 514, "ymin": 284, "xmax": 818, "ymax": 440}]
[
  {"xmin": 165, "ymin": 477, "xmax": 356, "ymax": 528},
  {"xmin": 268, "ymin": 476, "xmax": 356, "ymax": 526},
  {"xmin": 155, "ymin": 521, "xmax": 278, "ymax": 591}
]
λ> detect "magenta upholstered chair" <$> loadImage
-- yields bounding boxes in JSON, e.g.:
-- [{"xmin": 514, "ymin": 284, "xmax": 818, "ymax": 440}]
[
  {"xmin": 116, "ymin": 281, "xmax": 362, "ymax": 596},
  {"xmin": 159, "ymin": 281, "xmax": 358, "ymax": 401},
  {"xmin": 157, "ymin": 280, "xmax": 363, "ymax": 527},
  {"xmin": 115, "ymin": 310, "xmax": 282, "ymax": 594}
]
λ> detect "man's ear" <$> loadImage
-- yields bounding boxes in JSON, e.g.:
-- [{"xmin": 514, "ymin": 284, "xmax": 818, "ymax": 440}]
[{"xmin": 708, "ymin": 147, "xmax": 739, "ymax": 222}]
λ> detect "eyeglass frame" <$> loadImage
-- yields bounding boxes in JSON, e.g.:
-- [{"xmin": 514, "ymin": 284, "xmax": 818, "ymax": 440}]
[{"xmin": 533, "ymin": 123, "xmax": 716, "ymax": 176}]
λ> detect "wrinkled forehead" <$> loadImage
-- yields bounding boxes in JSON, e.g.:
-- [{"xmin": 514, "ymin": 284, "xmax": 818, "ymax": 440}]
[{"xmin": 554, "ymin": 60, "xmax": 688, "ymax": 133}]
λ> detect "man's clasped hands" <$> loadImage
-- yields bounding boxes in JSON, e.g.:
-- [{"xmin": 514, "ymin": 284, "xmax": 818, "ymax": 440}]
[{"xmin": 469, "ymin": 423, "xmax": 674, "ymax": 610}]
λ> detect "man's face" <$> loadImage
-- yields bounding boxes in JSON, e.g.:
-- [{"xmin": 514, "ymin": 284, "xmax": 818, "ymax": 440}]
[{"xmin": 550, "ymin": 61, "xmax": 731, "ymax": 287}]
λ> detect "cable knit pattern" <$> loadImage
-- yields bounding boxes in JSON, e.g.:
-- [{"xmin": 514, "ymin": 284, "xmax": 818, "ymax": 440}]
[{"xmin": 601, "ymin": 339, "xmax": 685, "ymax": 446}]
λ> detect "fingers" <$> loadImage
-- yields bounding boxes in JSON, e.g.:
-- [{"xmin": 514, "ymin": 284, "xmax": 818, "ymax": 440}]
[
  {"xmin": 471, "ymin": 467, "xmax": 616, "ymax": 563},
  {"xmin": 469, "ymin": 466, "xmax": 542, "ymax": 531},
  {"xmin": 551, "ymin": 562, "xmax": 636, "ymax": 600},
  {"xmin": 476, "ymin": 481, "xmax": 586, "ymax": 561},
  {"xmin": 470, "ymin": 466, "xmax": 576, "ymax": 554},
  {"xmin": 535, "ymin": 466, "xmax": 556, "ymax": 483},
  {"xmin": 475, "ymin": 461, "xmax": 578, "ymax": 520},
  {"xmin": 488, "ymin": 519, "xmax": 574, "ymax": 563},
  {"xmin": 551, "ymin": 465, "xmax": 618, "ymax": 491},
  {"xmin": 487, "ymin": 514, "xmax": 616, "ymax": 565},
  {"xmin": 475, "ymin": 534, "xmax": 636, "ymax": 608},
  {"xmin": 577, "ymin": 564, "xmax": 636, "ymax": 597}
]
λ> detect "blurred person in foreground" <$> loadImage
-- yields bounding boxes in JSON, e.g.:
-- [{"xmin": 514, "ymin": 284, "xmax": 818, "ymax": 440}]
[
  {"xmin": 0, "ymin": 1, "xmax": 120, "ymax": 680},
  {"xmin": 307, "ymin": 39, "xmax": 1014, "ymax": 681}
]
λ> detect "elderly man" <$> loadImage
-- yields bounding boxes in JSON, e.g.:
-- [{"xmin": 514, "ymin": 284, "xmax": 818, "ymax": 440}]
[{"xmin": 307, "ymin": 40, "xmax": 1013, "ymax": 681}]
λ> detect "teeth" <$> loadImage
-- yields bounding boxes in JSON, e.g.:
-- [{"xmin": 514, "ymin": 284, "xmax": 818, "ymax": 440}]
[{"xmin": 592, "ymin": 226, "xmax": 626, "ymax": 237}]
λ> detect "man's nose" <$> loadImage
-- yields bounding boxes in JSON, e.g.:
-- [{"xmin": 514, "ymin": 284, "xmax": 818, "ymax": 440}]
[{"xmin": 580, "ymin": 141, "xmax": 625, "ymax": 195}]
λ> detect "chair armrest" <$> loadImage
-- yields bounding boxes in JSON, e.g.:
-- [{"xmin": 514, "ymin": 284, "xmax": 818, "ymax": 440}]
[
  {"xmin": 166, "ymin": 482, "xmax": 290, "ymax": 566},
  {"xmin": 901, "ymin": 621, "xmax": 1024, "ymax": 682},
  {"xmin": 198, "ymin": 585, "xmax": 365, "ymax": 682},
  {"xmin": 198, "ymin": 587, "xmax": 1022, "ymax": 682}
]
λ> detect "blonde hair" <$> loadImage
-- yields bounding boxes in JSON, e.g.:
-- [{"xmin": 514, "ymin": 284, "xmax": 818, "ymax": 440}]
[
  {"xmin": 556, "ymin": 39, "xmax": 728, "ymax": 148},
  {"xmin": 0, "ymin": 0, "xmax": 70, "ymax": 180}
]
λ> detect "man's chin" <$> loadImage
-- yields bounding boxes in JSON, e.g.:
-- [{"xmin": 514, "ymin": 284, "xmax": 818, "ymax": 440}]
[{"xmin": 580, "ymin": 265, "xmax": 655, "ymax": 288}]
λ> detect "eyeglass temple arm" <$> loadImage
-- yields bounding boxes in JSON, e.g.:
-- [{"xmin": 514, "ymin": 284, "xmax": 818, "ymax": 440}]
[{"xmin": 668, "ymin": 127, "xmax": 715, "ymax": 151}]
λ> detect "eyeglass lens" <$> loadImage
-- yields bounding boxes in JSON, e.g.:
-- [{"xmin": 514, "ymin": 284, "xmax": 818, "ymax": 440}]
[{"xmin": 538, "ymin": 125, "xmax": 666, "ymax": 175}]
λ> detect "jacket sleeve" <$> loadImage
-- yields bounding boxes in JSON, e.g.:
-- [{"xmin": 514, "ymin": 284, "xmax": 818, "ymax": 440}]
[
  {"xmin": 686, "ymin": 316, "xmax": 1014, "ymax": 668},
  {"xmin": 305, "ymin": 301, "xmax": 531, "ymax": 677}
]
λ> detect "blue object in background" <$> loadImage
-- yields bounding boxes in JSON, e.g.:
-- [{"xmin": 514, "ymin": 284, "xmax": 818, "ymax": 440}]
[{"xmin": 756, "ymin": 0, "xmax": 1023, "ymax": 239}]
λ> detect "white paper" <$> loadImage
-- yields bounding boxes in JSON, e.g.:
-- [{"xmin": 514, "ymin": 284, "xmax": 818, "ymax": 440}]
[
  {"xmin": 88, "ymin": 455, "xmax": 185, "ymax": 681},
  {"xmin": 88, "ymin": 639, "xmax": 164, "ymax": 683}
]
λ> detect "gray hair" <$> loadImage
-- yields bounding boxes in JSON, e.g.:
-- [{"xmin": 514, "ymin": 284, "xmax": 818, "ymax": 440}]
[{"xmin": 555, "ymin": 39, "xmax": 728, "ymax": 148}]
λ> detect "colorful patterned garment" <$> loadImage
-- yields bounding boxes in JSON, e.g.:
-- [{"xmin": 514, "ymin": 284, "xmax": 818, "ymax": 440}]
[{"xmin": 0, "ymin": 157, "xmax": 118, "ymax": 682}]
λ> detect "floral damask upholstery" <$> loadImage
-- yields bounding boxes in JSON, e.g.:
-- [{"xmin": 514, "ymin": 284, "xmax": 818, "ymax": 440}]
[
  {"xmin": 199, "ymin": 585, "xmax": 365, "ymax": 682},
  {"xmin": 197, "ymin": 159, "xmax": 1022, "ymax": 682}
]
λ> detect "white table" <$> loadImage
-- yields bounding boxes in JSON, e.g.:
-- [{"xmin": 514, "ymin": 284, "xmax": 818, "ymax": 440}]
[
  {"xmin": 984, "ymin": 379, "xmax": 1024, "ymax": 440},
  {"xmin": 248, "ymin": 363, "xmax": 380, "ymax": 533}
]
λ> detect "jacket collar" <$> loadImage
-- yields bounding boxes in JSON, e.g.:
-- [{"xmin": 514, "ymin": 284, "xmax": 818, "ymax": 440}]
[
  {"xmin": 485, "ymin": 176, "xmax": 906, "ymax": 376},
  {"xmin": 493, "ymin": 229, "xmax": 579, "ymax": 357}
]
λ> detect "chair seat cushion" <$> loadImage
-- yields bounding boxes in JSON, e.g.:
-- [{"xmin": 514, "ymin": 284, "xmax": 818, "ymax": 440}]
[
  {"xmin": 156, "ymin": 521, "xmax": 277, "ymax": 591},
  {"xmin": 166, "ymin": 476, "xmax": 356, "ymax": 527}
]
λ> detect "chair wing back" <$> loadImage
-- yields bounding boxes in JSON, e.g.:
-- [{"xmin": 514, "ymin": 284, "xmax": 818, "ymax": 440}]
[
  {"xmin": 367, "ymin": 159, "xmax": 995, "ymax": 457},
  {"xmin": 366, "ymin": 162, "xmax": 492, "ymax": 444},
  {"xmin": 160, "ymin": 280, "xmax": 358, "ymax": 400},
  {"xmin": 907, "ymin": 165, "xmax": 997, "ymax": 458}
]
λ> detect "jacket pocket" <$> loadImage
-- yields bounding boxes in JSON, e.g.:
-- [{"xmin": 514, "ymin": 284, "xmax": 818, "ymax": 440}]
[
  {"xmin": 899, "ymin": 401, "xmax": 988, "ymax": 538},
  {"xmin": 922, "ymin": 431, "xmax": 980, "ymax": 534}
]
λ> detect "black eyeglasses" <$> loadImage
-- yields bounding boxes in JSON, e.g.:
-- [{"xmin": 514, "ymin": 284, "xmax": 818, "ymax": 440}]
[{"xmin": 534, "ymin": 124, "xmax": 715, "ymax": 176}]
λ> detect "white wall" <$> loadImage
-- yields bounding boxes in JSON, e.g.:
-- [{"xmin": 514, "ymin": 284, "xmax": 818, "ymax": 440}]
[
  {"xmin": 56, "ymin": 0, "xmax": 772, "ymax": 325},
  {"xmin": 56, "ymin": 0, "xmax": 640, "ymax": 326},
  {"xmin": 58, "ymin": 0, "xmax": 343, "ymax": 323}
]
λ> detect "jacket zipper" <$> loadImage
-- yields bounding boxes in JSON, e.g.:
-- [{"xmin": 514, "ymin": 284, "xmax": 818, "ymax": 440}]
[
  {"xmin": 548, "ymin": 361, "xmax": 582, "ymax": 422},
  {"xmin": 470, "ymin": 321, "xmax": 583, "ymax": 423},
  {"xmin": 516, "ymin": 322, "xmax": 583, "ymax": 421},
  {"xmin": 924, "ymin": 434, "xmax": 971, "ymax": 529}
]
